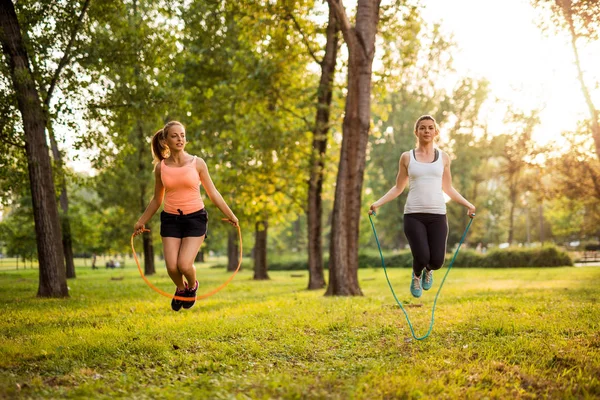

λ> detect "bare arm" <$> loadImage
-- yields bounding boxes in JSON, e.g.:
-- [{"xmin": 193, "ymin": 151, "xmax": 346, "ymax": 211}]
[
  {"xmin": 369, "ymin": 152, "xmax": 410, "ymax": 214},
  {"xmin": 441, "ymin": 152, "xmax": 476, "ymax": 216},
  {"xmin": 134, "ymin": 163, "xmax": 165, "ymax": 234},
  {"xmin": 197, "ymin": 158, "xmax": 239, "ymax": 227}
]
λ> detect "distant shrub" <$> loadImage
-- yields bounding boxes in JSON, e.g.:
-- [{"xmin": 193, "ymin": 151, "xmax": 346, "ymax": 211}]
[
  {"xmin": 449, "ymin": 249, "xmax": 485, "ymax": 268},
  {"xmin": 357, "ymin": 251, "xmax": 412, "ymax": 269},
  {"xmin": 477, "ymin": 245, "xmax": 572, "ymax": 268},
  {"xmin": 211, "ymin": 245, "xmax": 572, "ymax": 270},
  {"xmin": 269, "ymin": 259, "xmax": 308, "ymax": 271},
  {"xmin": 380, "ymin": 252, "xmax": 413, "ymax": 268}
]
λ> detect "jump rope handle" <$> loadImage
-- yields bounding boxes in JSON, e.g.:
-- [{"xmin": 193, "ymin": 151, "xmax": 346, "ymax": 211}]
[{"xmin": 133, "ymin": 228, "xmax": 151, "ymax": 236}]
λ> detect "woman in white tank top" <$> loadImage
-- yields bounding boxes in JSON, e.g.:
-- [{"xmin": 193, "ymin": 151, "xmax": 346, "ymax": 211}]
[{"xmin": 369, "ymin": 115, "xmax": 476, "ymax": 298}]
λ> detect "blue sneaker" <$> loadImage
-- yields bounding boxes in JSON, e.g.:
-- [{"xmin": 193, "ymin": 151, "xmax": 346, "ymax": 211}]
[
  {"xmin": 422, "ymin": 269, "xmax": 433, "ymax": 291},
  {"xmin": 410, "ymin": 272, "xmax": 422, "ymax": 298}
]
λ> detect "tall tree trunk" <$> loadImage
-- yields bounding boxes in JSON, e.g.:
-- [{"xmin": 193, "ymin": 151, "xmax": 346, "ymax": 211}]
[
  {"xmin": 131, "ymin": 1, "xmax": 156, "ymax": 276},
  {"xmin": 48, "ymin": 124, "xmax": 76, "ymax": 279},
  {"xmin": 41, "ymin": 0, "xmax": 90, "ymax": 280},
  {"xmin": 253, "ymin": 220, "xmax": 269, "ymax": 280},
  {"xmin": 508, "ymin": 188, "xmax": 517, "ymax": 245},
  {"xmin": 140, "ymin": 185, "xmax": 156, "ymax": 276},
  {"xmin": 61, "ymin": 212, "xmax": 75, "ymax": 278},
  {"xmin": 0, "ymin": 0, "xmax": 68, "ymax": 297},
  {"xmin": 326, "ymin": 0, "xmax": 380, "ymax": 296},
  {"xmin": 539, "ymin": 201, "xmax": 544, "ymax": 244},
  {"xmin": 526, "ymin": 206, "xmax": 531, "ymax": 244},
  {"xmin": 227, "ymin": 230, "xmax": 240, "ymax": 272},
  {"xmin": 307, "ymin": 6, "xmax": 338, "ymax": 290},
  {"xmin": 195, "ymin": 248, "xmax": 205, "ymax": 263}
]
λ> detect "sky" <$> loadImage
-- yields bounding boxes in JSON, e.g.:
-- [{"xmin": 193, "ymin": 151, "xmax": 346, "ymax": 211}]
[{"xmin": 421, "ymin": 0, "xmax": 600, "ymax": 145}]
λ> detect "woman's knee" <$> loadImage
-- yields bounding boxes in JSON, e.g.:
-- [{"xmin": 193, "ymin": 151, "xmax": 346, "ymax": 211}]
[
  {"xmin": 413, "ymin": 256, "xmax": 430, "ymax": 270},
  {"xmin": 177, "ymin": 259, "xmax": 195, "ymax": 273},
  {"xmin": 428, "ymin": 259, "xmax": 445, "ymax": 270},
  {"xmin": 164, "ymin": 259, "xmax": 178, "ymax": 272}
]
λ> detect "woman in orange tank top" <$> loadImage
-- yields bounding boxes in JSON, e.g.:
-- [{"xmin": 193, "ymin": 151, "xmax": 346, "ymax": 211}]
[{"xmin": 134, "ymin": 121, "xmax": 238, "ymax": 311}]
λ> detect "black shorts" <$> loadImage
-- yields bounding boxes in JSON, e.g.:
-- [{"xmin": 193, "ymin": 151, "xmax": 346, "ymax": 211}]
[{"xmin": 160, "ymin": 209, "xmax": 208, "ymax": 239}]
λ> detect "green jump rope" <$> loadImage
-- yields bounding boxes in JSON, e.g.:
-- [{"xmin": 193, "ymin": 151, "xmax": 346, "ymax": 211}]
[{"xmin": 368, "ymin": 212, "xmax": 475, "ymax": 340}]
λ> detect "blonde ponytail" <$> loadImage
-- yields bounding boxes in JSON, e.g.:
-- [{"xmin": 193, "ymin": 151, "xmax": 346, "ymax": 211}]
[
  {"xmin": 151, "ymin": 121, "xmax": 184, "ymax": 163},
  {"xmin": 151, "ymin": 129, "xmax": 167, "ymax": 163}
]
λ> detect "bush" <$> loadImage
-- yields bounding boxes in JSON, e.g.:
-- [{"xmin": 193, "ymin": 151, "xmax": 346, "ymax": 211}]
[
  {"xmin": 381, "ymin": 252, "xmax": 413, "ymax": 268},
  {"xmin": 449, "ymin": 249, "xmax": 485, "ymax": 268},
  {"xmin": 211, "ymin": 245, "xmax": 572, "ymax": 271},
  {"xmin": 478, "ymin": 245, "xmax": 572, "ymax": 268},
  {"xmin": 269, "ymin": 259, "xmax": 309, "ymax": 271}
]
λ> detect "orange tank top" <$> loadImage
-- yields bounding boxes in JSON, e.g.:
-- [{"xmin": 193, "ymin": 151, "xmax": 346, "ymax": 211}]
[{"xmin": 161, "ymin": 156, "xmax": 205, "ymax": 215}]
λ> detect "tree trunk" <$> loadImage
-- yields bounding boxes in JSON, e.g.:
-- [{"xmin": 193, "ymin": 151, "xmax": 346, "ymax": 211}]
[
  {"xmin": 38, "ymin": 0, "xmax": 89, "ymax": 280},
  {"xmin": 142, "ymin": 221, "xmax": 155, "ymax": 275},
  {"xmin": 129, "ymin": 0, "xmax": 156, "ymax": 276},
  {"xmin": 0, "ymin": 0, "xmax": 68, "ymax": 297},
  {"xmin": 326, "ymin": 0, "xmax": 380, "ymax": 296},
  {"xmin": 539, "ymin": 202, "xmax": 544, "ymax": 244},
  {"xmin": 48, "ymin": 124, "xmax": 76, "ymax": 279},
  {"xmin": 61, "ymin": 213, "xmax": 75, "ymax": 278},
  {"xmin": 227, "ymin": 229, "xmax": 240, "ymax": 272},
  {"xmin": 307, "ymin": 6, "xmax": 338, "ymax": 290},
  {"xmin": 194, "ymin": 248, "xmax": 205, "ymax": 263},
  {"xmin": 253, "ymin": 220, "xmax": 269, "ymax": 280},
  {"xmin": 508, "ymin": 189, "xmax": 516, "ymax": 245}
]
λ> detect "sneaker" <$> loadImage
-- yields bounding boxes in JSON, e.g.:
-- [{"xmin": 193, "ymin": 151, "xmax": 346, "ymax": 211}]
[
  {"xmin": 182, "ymin": 280, "xmax": 198, "ymax": 309},
  {"xmin": 422, "ymin": 269, "xmax": 433, "ymax": 291},
  {"xmin": 410, "ymin": 272, "xmax": 422, "ymax": 298},
  {"xmin": 171, "ymin": 286, "xmax": 186, "ymax": 311}
]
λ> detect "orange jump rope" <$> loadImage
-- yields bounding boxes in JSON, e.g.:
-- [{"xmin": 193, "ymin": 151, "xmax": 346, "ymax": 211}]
[{"xmin": 130, "ymin": 220, "xmax": 242, "ymax": 302}]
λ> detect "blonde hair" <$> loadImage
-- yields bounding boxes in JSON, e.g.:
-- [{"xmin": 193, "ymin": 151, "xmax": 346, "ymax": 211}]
[
  {"xmin": 413, "ymin": 115, "xmax": 439, "ymax": 145},
  {"xmin": 413, "ymin": 115, "xmax": 437, "ymax": 132},
  {"xmin": 151, "ymin": 121, "xmax": 183, "ymax": 163}
]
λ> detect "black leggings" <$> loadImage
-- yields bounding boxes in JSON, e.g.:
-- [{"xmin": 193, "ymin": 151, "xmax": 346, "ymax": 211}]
[{"xmin": 403, "ymin": 213, "xmax": 448, "ymax": 277}]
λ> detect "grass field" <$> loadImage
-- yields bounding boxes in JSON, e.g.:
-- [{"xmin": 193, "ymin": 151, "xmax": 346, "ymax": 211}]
[{"xmin": 1, "ymin": 261, "xmax": 599, "ymax": 399}]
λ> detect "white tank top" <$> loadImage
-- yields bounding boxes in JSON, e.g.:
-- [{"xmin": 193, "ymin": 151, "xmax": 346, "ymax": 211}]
[{"xmin": 404, "ymin": 149, "xmax": 446, "ymax": 215}]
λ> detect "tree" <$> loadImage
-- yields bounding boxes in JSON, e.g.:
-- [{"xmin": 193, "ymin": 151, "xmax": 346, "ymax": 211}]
[
  {"xmin": 0, "ymin": 0, "xmax": 67, "ymax": 297},
  {"xmin": 497, "ymin": 110, "xmax": 540, "ymax": 245},
  {"xmin": 182, "ymin": 0, "xmax": 315, "ymax": 280},
  {"xmin": 304, "ymin": 4, "xmax": 339, "ymax": 290},
  {"xmin": 326, "ymin": 0, "xmax": 381, "ymax": 296},
  {"xmin": 532, "ymin": 0, "xmax": 600, "ymax": 160},
  {"xmin": 38, "ymin": 0, "xmax": 91, "ymax": 279},
  {"xmin": 547, "ymin": 128, "xmax": 600, "ymax": 239},
  {"xmin": 82, "ymin": 0, "xmax": 183, "ymax": 276},
  {"xmin": 4, "ymin": 0, "xmax": 94, "ymax": 279},
  {"xmin": 442, "ymin": 78, "xmax": 493, "ymax": 245}
]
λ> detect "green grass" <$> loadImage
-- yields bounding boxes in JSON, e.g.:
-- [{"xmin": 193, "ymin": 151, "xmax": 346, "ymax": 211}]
[{"xmin": 1, "ymin": 262, "xmax": 599, "ymax": 399}]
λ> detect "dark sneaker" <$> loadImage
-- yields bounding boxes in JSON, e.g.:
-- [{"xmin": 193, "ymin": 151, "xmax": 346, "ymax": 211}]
[
  {"xmin": 422, "ymin": 268, "xmax": 433, "ymax": 291},
  {"xmin": 171, "ymin": 286, "xmax": 186, "ymax": 311},
  {"xmin": 410, "ymin": 272, "xmax": 422, "ymax": 298},
  {"xmin": 182, "ymin": 280, "xmax": 198, "ymax": 309}
]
